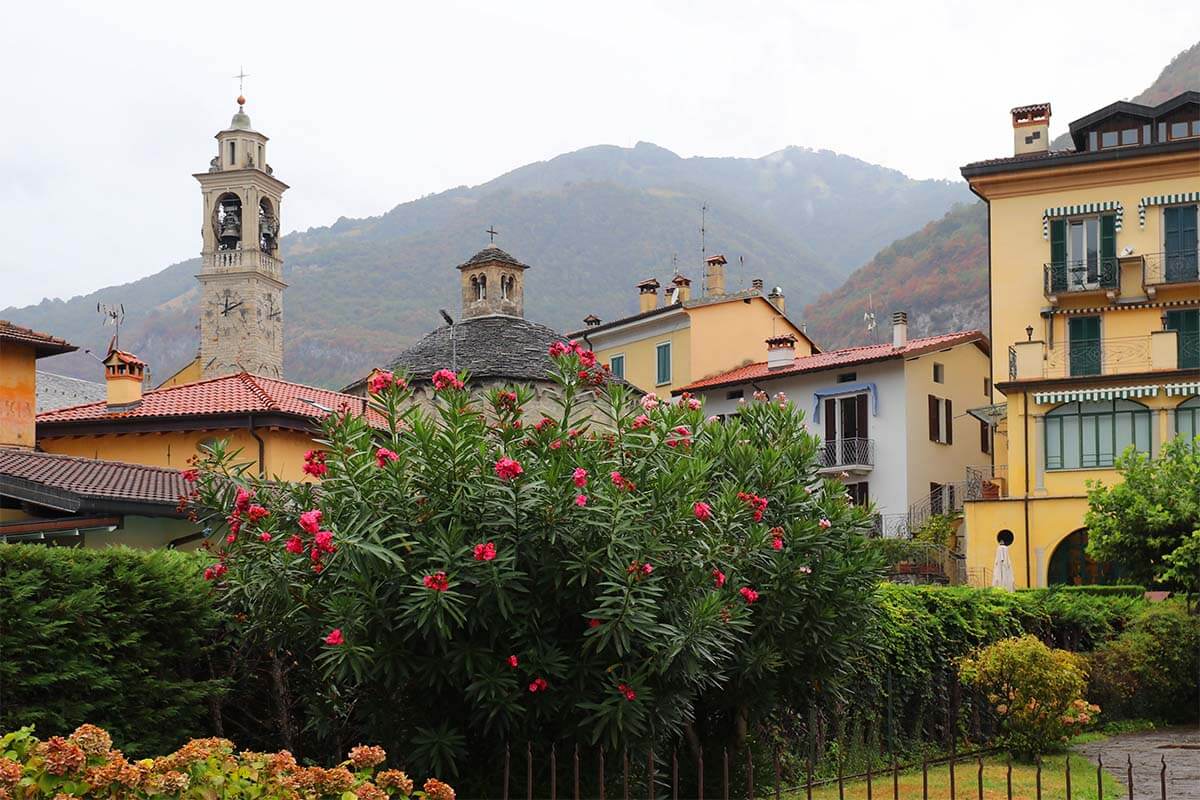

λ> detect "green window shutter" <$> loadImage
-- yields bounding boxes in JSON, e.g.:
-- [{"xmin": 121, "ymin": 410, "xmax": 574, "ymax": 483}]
[
  {"xmin": 1049, "ymin": 219, "xmax": 1067, "ymax": 292},
  {"xmin": 655, "ymin": 343, "xmax": 671, "ymax": 385},
  {"xmin": 1068, "ymin": 316, "xmax": 1102, "ymax": 377},
  {"xmin": 1100, "ymin": 214, "xmax": 1116, "ymax": 286}
]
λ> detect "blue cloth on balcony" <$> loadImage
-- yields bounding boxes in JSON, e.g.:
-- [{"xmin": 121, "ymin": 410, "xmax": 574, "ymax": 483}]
[{"xmin": 811, "ymin": 382, "xmax": 879, "ymax": 423}]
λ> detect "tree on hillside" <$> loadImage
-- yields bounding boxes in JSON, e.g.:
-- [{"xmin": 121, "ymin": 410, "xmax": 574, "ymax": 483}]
[{"xmin": 1084, "ymin": 436, "xmax": 1200, "ymax": 592}]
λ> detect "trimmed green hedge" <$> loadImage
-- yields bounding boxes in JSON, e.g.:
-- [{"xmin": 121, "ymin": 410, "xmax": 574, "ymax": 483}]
[
  {"xmin": 0, "ymin": 546, "xmax": 225, "ymax": 756},
  {"xmin": 1019, "ymin": 585, "xmax": 1147, "ymax": 597}
]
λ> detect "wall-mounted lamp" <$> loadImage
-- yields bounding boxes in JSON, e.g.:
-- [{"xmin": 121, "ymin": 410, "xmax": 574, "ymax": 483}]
[{"xmin": 1025, "ymin": 325, "xmax": 1034, "ymax": 342}]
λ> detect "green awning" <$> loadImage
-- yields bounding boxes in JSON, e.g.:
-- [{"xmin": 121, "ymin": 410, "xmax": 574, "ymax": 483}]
[{"xmin": 1033, "ymin": 384, "xmax": 1159, "ymax": 405}]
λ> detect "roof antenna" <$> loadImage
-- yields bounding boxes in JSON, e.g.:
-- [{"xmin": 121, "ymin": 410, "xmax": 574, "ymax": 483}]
[
  {"xmin": 739, "ymin": 255, "xmax": 746, "ymax": 290},
  {"xmin": 97, "ymin": 303, "xmax": 125, "ymax": 348},
  {"xmin": 864, "ymin": 293, "xmax": 878, "ymax": 344},
  {"xmin": 699, "ymin": 203, "xmax": 708, "ymax": 293}
]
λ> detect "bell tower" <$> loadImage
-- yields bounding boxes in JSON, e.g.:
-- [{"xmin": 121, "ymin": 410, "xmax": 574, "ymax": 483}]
[{"xmin": 194, "ymin": 92, "xmax": 289, "ymax": 378}]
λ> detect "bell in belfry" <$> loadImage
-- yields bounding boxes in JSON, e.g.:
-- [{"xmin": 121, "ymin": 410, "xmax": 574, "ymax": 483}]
[{"xmin": 218, "ymin": 207, "xmax": 241, "ymax": 249}]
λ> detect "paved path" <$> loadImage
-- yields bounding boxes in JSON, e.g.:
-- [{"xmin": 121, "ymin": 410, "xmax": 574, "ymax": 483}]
[{"xmin": 1074, "ymin": 727, "xmax": 1200, "ymax": 799}]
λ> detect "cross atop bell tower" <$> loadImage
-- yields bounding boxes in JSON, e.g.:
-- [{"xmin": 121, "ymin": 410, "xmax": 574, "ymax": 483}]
[{"xmin": 194, "ymin": 90, "xmax": 290, "ymax": 379}]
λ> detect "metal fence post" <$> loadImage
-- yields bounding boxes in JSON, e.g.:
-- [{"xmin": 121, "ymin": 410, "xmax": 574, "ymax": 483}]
[
  {"xmin": 1126, "ymin": 754, "xmax": 1133, "ymax": 800},
  {"xmin": 1097, "ymin": 752, "xmax": 1103, "ymax": 800},
  {"xmin": 893, "ymin": 758, "xmax": 900, "ymax": 800},
  {"xmin": 774, "ymin": 749, "xmax": 782, "ymax": 800},
  {"xmin": 503, "ymin": 743, "xmax": 510, "ymax": 800},
  {"xmin": 1005, "ymin": 757, "xmax": 1012, "ymax": 800},
  {"xmin": 527, "ymin": 742, "xmax": 533, "ymax": 800},
  {"xmin": 806, "ymin": 757, "xmax": 813, "ymax": 800},
  {"xmin": 866, "ymin": 756, "xmax": 873, "ymax": 800},
  {"xmin": 1064, "ymin": 754, "xmax": 1071, "ymax": 800},
  {"xmin": 550, "ymin": 744, "xmax": 557, "ymax": 800},
  {"xmin": 976, "ymin": 755, "xmax": 983, "ymax": 800},
  {"xmin": 1035, "ymin": 755, "xmax": 1041, "ymax": 800},
  {"xmin": 921, "ymin": 755, "xmax": 928, "ymax": 800},
  {"xmin": 1160, "ymin": 754, "xmax": 1167, "ymax": 800}
]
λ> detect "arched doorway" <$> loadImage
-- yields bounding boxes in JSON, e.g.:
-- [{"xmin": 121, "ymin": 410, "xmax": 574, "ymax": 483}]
[{"xmin": 1046, "ymin": 529, "xmax": 1124, "ymax": 585}]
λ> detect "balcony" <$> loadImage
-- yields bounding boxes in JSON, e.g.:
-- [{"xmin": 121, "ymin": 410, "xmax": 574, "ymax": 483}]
[
  {"xmin": 1009, "ymin": 333, "xmax": 1193, "ymax": 381},
  {"xmin": 1143, "ymin": 250, "xmax": 1199, "ymax": 297},
  {"xmin": 817, "ymin": 437, "xmax": 874, "ymax": 474},
  {"xmin": 1043, "ymin": 257, "xmax": 1119, "ymax": 303},
  {"xmin": 202, "ymin": 249, "xmax": 283, "ymax": 280},
  {"xmin": 965, "ymin": 464, "xmax": 1009, "ymax": 501}
]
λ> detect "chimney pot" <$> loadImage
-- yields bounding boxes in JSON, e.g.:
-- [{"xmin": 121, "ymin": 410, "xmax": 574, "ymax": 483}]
[
  {"xmin": 103, "ymin": 345, "xmax": 146, "ymax": 410},
  {"xmin": 583, "ymin": 314, "xmax": 602, "ymax": 328},
  {"xmin": 637, "ymin": 278, "xmax": 660, "ymax": 313},
  {"xmin": 891, "ymin": 311, "xmax": 908, "ymax": 348},
  {"xmin": 766, "ymin": 334, "xmax": 797, "ymax": 369},
  {"xmin": 751, "ymin": 278, "xmax": 764, "ymax": 292},
  {"xmin": 767, "ymin": 286, "xmax": 785, "ymax": 313},
  {"xmin": 704, "ymin": 254, "xmax": 727, "ymax": 297},
  {"xmin": 1011, "ymin": 102, "xmax": 1051, "ymax": 156}
]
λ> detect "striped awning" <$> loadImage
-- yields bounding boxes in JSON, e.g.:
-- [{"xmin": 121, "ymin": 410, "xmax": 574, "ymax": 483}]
[
  {"xmin": 1042, "ymin": 201, "xmax": 1123, "ymax": 239},
  {"xmin": 1048, "ymin": 298, "xmax": 1198, "ymax": 315},
  {"xmin": 1138, "ymin": 192, "xmax": 1200, "ymax": 227},
  {"xmin": 1034, "ymin": 384, "xmax": 1159, "ymax": 405},
  {"xmin": 1164, "ymin": 381, "xmax": 1200, "ymax": 397}
]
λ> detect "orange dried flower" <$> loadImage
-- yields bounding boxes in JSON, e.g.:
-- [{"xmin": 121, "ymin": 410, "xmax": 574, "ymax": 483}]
[
  {"xmin": 354, "ymin": 781, "xmax": 389, "ymax": 800},
  {"xmin": 424, "ymin": 777, "xmax": 457, "ymax": 800},
  {"xmin": 348, "ymin": 744, "xmax": 387, "ymax": 769},
  {"xmin": 376, "ymin": 769, "xmax": 414, "ymax": 795},
  {"xmin": 0, "ymin": 759, "xmax": 21, "ymax": 788},
  {"xmin": 67, "ymin": 724, "xmax": 112, "ymax": 756},
  {"xmin": 37, "ymin": 737, "xmax": 85, "ymax": 776}
]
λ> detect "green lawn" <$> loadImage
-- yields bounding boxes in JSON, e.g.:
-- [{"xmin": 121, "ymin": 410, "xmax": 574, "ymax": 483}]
[{"xmin": 782, "ymin": 753, "xmax": 1123, "ymax": 800}]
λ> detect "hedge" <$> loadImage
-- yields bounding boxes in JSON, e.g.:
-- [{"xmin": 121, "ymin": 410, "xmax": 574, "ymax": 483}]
[{"xmin": 0, "ymin": 546, "xmax": 225, "ymax": 756}]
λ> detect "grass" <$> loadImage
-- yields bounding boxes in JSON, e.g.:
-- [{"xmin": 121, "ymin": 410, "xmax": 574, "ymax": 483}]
[{"xmin": 782, "ymin": 753, "xmax": 1123, "ymax": 800}]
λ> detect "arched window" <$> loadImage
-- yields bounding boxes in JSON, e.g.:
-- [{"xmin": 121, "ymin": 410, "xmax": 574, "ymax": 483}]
[
  {"xmin": 258, "ymin": 198, "xmax": 278, "ymax": 252},
  {"xmin": 1176, "ymin": 396, "xmax": 1200, "ymax": 441},
  {"xmin": 1047, "ymin": 529, "xmax": 1125, "ymax": 585},
  {"xmin": 213, "ymin": 193, "xmax": 243, "ymax": 252},
  {"xmin": 500, "ymin": 274, "xmax": 512, "ymax": 300},
  {"xmin": 1044, "ymin": 399, "xmax": 1151, "ymax": 470}
]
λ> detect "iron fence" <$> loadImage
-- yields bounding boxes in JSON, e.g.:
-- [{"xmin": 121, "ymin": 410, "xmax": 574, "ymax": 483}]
[
  {"xmin": 817, "ymin": 438, "xmax": 875, "ymax": 470},
  {"xmin": 490, "ymin": 741, "xmax": 1179, "ymax": 799},
  {"xmin": 965, "ymin": 464, "xmax": 1008, "ymax": 501}
]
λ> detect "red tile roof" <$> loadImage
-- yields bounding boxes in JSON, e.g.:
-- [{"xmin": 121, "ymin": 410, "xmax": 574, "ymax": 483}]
[
  {"xmin": 37, "ymin": 372, "xmax": 386, "ymax": 428},
  {"xmin": 678, "ymin": 331, "xmax": 990, "ymax": 393},
  {"xmin": 0, "ymin": 448, "xmax": 187, "ymax": 509},
  {"xmin": 0, "ymin": 320, "xmax": 76, "ymax": 358}
]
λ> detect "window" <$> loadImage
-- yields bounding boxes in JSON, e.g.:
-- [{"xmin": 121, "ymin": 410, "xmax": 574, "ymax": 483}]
[
  {"xmin": 1048, "ymin": 215, "xmax": 1116, "ymax": 291},
  {"xmin": 928, "ymin": 395, "xmax": 952, "ymax": 444},
  {"xmin": 1120, "ymin": 128, "xmax": 1138, "ymax": 146},
  {"xmin": 1162, "ymin": 204, "xmax": 1198, "ymax": 283},
  {"xmin": 655, "ymin": 342, "xmax": 671, "ymax": 385},
  {"xmin": 979, "ymin": 418, "xmax": 991, "ymax": 455},
  {"xmin": 1044, "ymin": 399, "xmax": 1151, "ymax": 470},
  {"xmin": 1176, "ymin": 397, "xmax": 1200, "ymax": 441},
  {"xmin": 1068, "ymin": 316, "xmax": 1102, "ymax": 377},
  {"xmin": 933, "ymin": 363, "xmax": 945, "ymax": 383},
  {"xmin": 608, "ymin": 354, "xmax": 625, "ymax": 380},
  {"xmin": 725, "ymin": 389, "xmax": 744, "ymax": 400},
  {"xmin": 823, "ymin": 393, "xmax": 870, "ymax": 466},
  {"xmin": 846, "ymin": 482, "xmax": 869, "ymax": 507},
  {"xmin": 1165, "ymin": 309, "xmax": 1199, "ymax": 370},
  {"xmin": 836, "ymin": 372, "xmax": 857, "ymax": 383},
  {"xmin": 1101, "ymin": 131, "xmax": 1119, "ymax": 148},
  {"xmin": 1170, "ymin": 121, "xmax": 1190, "ymax": 140},
  {"xmin": 228, "ymin": 142, "xmax": 235, "ymax": 163},
  {"xmin": 258, "ymin": 144, "xmax": 263, "ymax": 165},
  {"xmin": 984, "ymin": 377, "xmax": 991, "ymax": 397}
]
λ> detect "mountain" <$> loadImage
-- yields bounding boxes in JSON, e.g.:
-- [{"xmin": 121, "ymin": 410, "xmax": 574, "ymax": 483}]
[
  {"xmin": 808, "ymin": 42, "xmax": 1199, "ymax": 349},
  {"xmin": 4, "ymin": 143, "xmax": 967, "ymax": 388}
]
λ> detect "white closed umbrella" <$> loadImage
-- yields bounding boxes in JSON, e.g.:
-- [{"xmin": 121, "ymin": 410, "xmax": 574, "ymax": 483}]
[{"xmin": 992, "ymin": 543, "xmax": 1015, "ymax": 591}]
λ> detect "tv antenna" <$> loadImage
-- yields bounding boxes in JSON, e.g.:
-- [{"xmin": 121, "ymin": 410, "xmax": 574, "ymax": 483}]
[
  {"xmin": 699, "ymin": 203, "xmax": 708, "ymax": 292},
  {"xmin": 864, "ymin": 293, "xmax": 878, "ymax": 344},
  {"xmin": 98, "ymin": 303, "xmax": 125, "ymax": 347}
]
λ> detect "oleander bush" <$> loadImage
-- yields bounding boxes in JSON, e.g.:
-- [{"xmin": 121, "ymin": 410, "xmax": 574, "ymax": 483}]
[
  {"xmin": 0, "ymin": 547, "xmax": 223, "ymax": 756},
  {"xmin": 187, "ymin": 346, "xmax": 886, "ymax": 781},
  {"xmin": 0, "ymin": 724, "xmax": 453, "ymax": 800}
]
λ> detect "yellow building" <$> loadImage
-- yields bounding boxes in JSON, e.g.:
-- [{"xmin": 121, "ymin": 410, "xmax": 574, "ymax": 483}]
[
  {"xmin": 959, "ymin": 93, "xmax": 1200, "ymax": 588},
  {"xmin": 567, "ymin": 256, "xmax": 816, "ymax": 394}
]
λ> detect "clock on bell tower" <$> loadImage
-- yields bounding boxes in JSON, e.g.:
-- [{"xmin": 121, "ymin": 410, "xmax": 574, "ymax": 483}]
[{"xmin": 194, "ymin": 92, "xmax": 289, "ymax": 379}]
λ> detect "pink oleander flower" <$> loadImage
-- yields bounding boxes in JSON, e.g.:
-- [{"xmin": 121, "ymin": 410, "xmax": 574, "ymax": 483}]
[
  {"xmin": 368, "ymin": 370, "xmax": 405, "ymax": 394},
  {"xmin": 617, "ymin": 682, "xmax": 636, "ymax": 701},
  {"xmin": 578, "ymin": 349, "xmax": 597, "ymax": 368},
  {"xmin": 712, "ymin": 568, "xmax": 726, "ymax": 588},
  {"xmin": 752, "ymin": 390, "xmax": 768, "ymax": 402},
  {"xmin": 234, "ymin": 487, "xmax": 254, "ymax": 512},
  {"xmin": 572, "ymin": 467, "xmax": 588, "ymax": 488},
  {"xmin": 819, "ymin": 518, "xmax": 832, "ymax": 529},
  {"xmin": 423, "ymin": 571, "xmax": 450, "ymax": 592},
  {"xmin": 302, "ymin": 449, "xmax": 328, "ymax": 477},
  {"xmin": 641, "ymin": 393, "xmax": 659, "ymax": 411},
  {"xmin": 693, "ymin": 501, "xmax": 713, "ymax": 522},
  {"xmin": 473, "ymin": 541, "xmax": 497, "ymax": 561},
  {"xmin": 182, "ymin": 468, "xmax": 199, "ymax": 483},
  {"xmin": 610, "ymin": 470, "xmax": 625, "ymax": 487},
  {"xmin": 508, "ymin": 654, "xmax": 519, "ymax": 668},
  {"xmin": 375, "ymin": 447, "xmax": 399, "ymax": 467},
  {"xmin": 772, "ymin": 535, "xmax": 784, "ymax": 550},
  {"xmin": 285, "ymin": 535, "xmax": 305, "ymax": 555},
  {"xmin": 226, "ymin": 532, "xmax": 237, "ymax": 544},
  {"xmin": 642, "ymin": 562, "xmax": 653, "ymax": 575},
  {"xmin": 588, "ymin": 618, "xmax": 601, "ymax": 629},
  {"xmin": 494, "ymin": 456, "xmax": 524, "ymax": 481},
  {"xmin": 706, "ymin": 415, "xmax": 720, "ymax": 424},
  {"xmin": 324, "ymin": 628, "xmax": 344, "ymax": 646},
  {"xmin": 299, "ymin": 509, "xmax": 322, "ymax": 535},
  {"xmin": 314, "ymin": 530, "xmax": 336, "ymax": 554},
  {"xmin": 534, "ymin": 417, "xmax": 556, "ymax": 432},
  {"xmin": 259, "ymin": 532, "xmax": 273, "ymax": 543},
  {"xmin": 739, "ymin": 587, "xmax": 759, "ymax": 604},
  {"xmin": 431, "ymin": 368, "xmax": 464, "ymax": 391},
  {"xmin": 798, "ymin": 565, "xmax": 812, "ymax": 574},
  {"xmin": 548, "ymin": 341, "xmax": 570, "ymax": 357},
  {"xmin": 631, "ymin": 414, "xmax": 651, "ymax": 429},
  {"xmin": 686, "ymin": 397, "xmax": 701, "ymax": 410},
  {"xmin": 246, "ymin": 504, "xmax": 269, "ymax": 523},
  {"xmin": 528, "ymin": 677, "xmax": 548, "ymax": 693},
  {"xmin": 575, "ymin": 494, "xmax": 588, "ymax": 507}
]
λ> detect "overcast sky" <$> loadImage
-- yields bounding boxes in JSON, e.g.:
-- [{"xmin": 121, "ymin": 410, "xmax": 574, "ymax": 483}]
[{"xmin": 1, "ymin": 1, "xmax": 1194, "ymax": 309}]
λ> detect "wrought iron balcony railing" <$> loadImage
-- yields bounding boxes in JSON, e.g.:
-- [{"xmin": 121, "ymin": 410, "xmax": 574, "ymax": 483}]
[
  {"xmin": 817, "ymin": 437, "xmax": 874, "ymax": 470},
  {"xmin": 965, "ymin": 464, "xmax": 1009, "ymax": 500},
  {"xmin": 1143, "ymin": 250, "xmax": 1199, "ymax": 287},
  {"xmin": 1041, "ymin": 335, "xmax": 1153, "ymax": 379},
  {"xmin": 1043, "ymin": 257, "xmax": 1119, "ymax": 298}
]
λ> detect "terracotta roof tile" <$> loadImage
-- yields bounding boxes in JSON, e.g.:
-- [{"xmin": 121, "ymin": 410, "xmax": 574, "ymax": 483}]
[
  {"xmin": 0, "ymin": 320, "xmax": 76, "ymax": 358},
  {"xmin": 0, "ymin": 448, "xmax": 188, "ymax": 508},
  {"xmin": 678, "ymin": 331, "xmax": 989, "ymax": 393},
  {"xmin": 37, "ymin": 372, "xmax": 386, "ymax": 428}
]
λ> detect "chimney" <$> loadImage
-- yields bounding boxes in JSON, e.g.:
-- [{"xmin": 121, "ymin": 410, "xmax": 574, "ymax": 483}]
[
  {"xmin": 751, "ymin": 278, "xmax": 764, "ymax": 293},
  {"xmin": 670, "ymin": 274, "xmax": 692, "ymax": 303},
  {"xmin": 1011, "ymin": 102, "xmax": 1051, "ymax": 156},
  {"xmin": 704, "ymin": 254, "xmax": 727, "ymax": 297},
  {"xmin": 637, "ymin": 278, "xmax": 661, "ymax": 313},
  {"xmin": 583, "ymin": 314, "xmax": 602, "ymax": 328},
  {"xmin": 102, "ymin": 345, "xmax": 146, "ymax": 410},
  {"xmin": 767, "ymin": 286, "xmax": 785, "ymax": 312},
  {"xmin": 891, "ymin": 311, "xmax": 908, "ymax": 348},
  {"xmin": 766, "ymin": 334, "xmax": 797, "ymax": 370}
]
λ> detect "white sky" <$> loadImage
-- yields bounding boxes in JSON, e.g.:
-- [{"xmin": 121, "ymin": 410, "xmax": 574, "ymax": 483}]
[{"xmin": 1, "ymin": 0, "xmax": 1194, "ymax": 308}]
